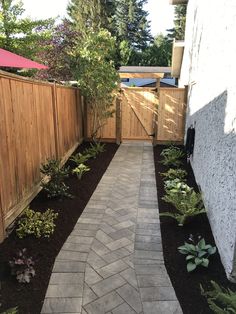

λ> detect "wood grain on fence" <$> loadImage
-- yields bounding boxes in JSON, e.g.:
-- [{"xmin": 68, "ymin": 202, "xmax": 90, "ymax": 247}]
[
  {"xmin": 156, "ymin": 88, "xmax": 186, "ymax": 143},
  {"xmin": 0, "ymin": 71, "xmax": 82, "ymax": 240}
]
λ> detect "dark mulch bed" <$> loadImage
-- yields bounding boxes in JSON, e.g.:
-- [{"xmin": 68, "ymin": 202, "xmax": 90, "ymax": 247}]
[
  {"xmin": 153, "ymin": 145, "xmax": 236, "ymax": 314},
  {"xmin": 0, "ymin": 142, "xmax": 118, "ymax": 314}
]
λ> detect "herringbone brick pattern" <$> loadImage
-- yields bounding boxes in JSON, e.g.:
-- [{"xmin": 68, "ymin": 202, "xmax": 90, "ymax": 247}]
[{"xmin": 41, "ymin": 142, "xmax": 182, "ymax": 314}]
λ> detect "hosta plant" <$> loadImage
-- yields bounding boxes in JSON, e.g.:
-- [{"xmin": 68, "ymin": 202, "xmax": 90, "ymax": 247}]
[
  {"xmin": 160, "ymin": 182, "xmax": 206, "ymax": 226},
  {"xmin": 178, "ymin": 236, "xmax": 216, "ymax": 272},
  {"xmin": 72, "ymin": 164, "xmax": 90, "ymax": 180},
  {"xmin": 161, "ymin": 168, "xmax": 187, "ymax": 181},
  {"xmin": 201, "ymin": 281, "xmax": 236, "ymax": 313},
  {"xmin": 160, "ymin": 146, "xmax": 185, "ymax": 167},
  {"xmin": 164, "ymin": 178, "xmax": 190, "ymax": 193},
  {"xmin": 16, "ymin": 208, "xmax": 58, "ymax": 238},
  {"xmin": 40, "ymin": 158, "xmax": 71, "ymax": 198},
  {"xmin": 70, "ymin": 153, "xmax": 91, "ymax": 166},
  {"xmin": 9, "ymin": 249, "xmax": 35, "ymax": 283}
]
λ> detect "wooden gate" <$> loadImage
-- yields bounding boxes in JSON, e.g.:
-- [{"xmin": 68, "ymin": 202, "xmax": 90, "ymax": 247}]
[
  {"xmin": 121, "ymin": 88, "xmax": 158, "ymax": 140},
  {"xmin": 85, "ymin": 87, "xmax": 187, "ymax": 144}
]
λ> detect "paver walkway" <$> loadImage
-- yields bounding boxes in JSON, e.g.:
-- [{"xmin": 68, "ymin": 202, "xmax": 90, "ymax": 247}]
[{"xmin": 41, "ymin": 142, "xmax": 182, "ymax": 314}]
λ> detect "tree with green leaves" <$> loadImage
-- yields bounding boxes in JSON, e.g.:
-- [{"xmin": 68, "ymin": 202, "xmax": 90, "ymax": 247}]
[
  {"xmin": 115, "ymin": 0, "xmax": 152, "ymax": 50},
  {"xmin": 167, "ymin": 4, "xmax": 187, "ymax": 41},
  {"xmin": 0, "ymin": 0, "xmax": 54, "ymax": 60},
  {"xmin": 75, "ymin": 29, "xmax": 119, "ymax": 140}
]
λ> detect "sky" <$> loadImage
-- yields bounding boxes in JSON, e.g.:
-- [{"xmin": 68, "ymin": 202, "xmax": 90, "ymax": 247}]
[{"xmin": 22, "ymin": 0, "xmax": 174, "ymax": 36}]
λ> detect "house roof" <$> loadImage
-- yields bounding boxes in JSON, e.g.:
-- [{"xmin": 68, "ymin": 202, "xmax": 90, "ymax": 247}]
[
  {"xmin": 119, "ymin": 66, "xmax": 171, "ymax": 79},
  {"xmin": 121, "ymin": 78, "xmax": 176, "ymax": 88},
  {"xmin": 119, "ymin": 66, "xmax": 171, "ymax": 74}
]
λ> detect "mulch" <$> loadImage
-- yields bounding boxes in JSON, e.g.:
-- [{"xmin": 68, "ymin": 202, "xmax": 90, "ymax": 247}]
[
  {"xmin": 153, "ymin": 145, "xmax": 236, "ymax": 314},
  {"xmin": 0, "ymin": 142, "xmax": 118, "ymax": 314}
]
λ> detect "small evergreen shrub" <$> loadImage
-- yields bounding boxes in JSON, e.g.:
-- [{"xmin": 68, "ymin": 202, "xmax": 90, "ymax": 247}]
[
  {"xmin": 40, "ymin": 158, "xmax": 71, "ymax": 198},
  {"xmin": 16, "ymin": 208, "xmax": 58, "ymax": 238},
  {"xmin": 9, "ymin": 249, "xmax": 35, "ymax": 283},
  {"xmin": 201, "ymin": 281, "xmax": 236, "ymax": 313}
]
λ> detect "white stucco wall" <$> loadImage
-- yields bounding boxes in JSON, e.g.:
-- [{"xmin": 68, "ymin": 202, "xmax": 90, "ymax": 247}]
[{"xmin": 179, "ymin": 0, "xmax": 236, "ymax": 281}]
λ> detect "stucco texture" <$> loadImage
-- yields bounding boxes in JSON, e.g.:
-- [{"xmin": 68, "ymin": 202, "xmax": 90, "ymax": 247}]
[{"xmin": 179, "ymin": 0, "xmax": 236, "ymax": 281}]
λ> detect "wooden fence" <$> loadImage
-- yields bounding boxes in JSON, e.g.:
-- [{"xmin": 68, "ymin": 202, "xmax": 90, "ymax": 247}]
[
  {"xmin": 0, "ymin": 71, "xmax": 83, "ymax": 240},
  {"xmin": 85, "ymin": 87, "xmax": 186, "ymax": 144}
]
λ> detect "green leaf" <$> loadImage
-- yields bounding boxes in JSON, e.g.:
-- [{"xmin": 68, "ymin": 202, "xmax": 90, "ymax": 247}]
[
  {"xmin": 187, "ymin": 262, "xmax": 197, "ymax": 272},
  {"xmin": 201, "ymin": 258, "xmax": 209, "ymax": 267},
  {"xmin": 195, "ymin": 257, "xmax": 202, "ymax": 265},
  {"xmin": 208, "ymin": 247, "xmax": 217, "ymax": 255},
  {"xmin": 186, "ymin": 255, "xmax": 194, "ymax": 261},
  {"xmin": 198, "ymin": 238, "xmax": 206, "ymax": 249}
]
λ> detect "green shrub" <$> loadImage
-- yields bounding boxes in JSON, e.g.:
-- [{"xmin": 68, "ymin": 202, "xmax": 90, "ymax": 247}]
[
  {"xmin": 40, "ymin": 158, "xmax": 71, "ymax": 198},
  {"xmin": 16, "ymin": 208, "xmax": 58, "ymax": 238},
  {"xmin": 72, "ymin": 164, "xmax": 90, "ymax": 180},
  {"xmin": 164, "ymin": 178, "xmax": 190, "ymax": 193},
  {"xmin": 84, "ymin": 142, "xmax": 105, "ymax": 158},
  {"xmin": 160, "ymin": 168, "xmax": 187, "ymax": 181},
  {"xmin": 9, "ymin": 249, "xmax": 35, "ymax": 284},
  {"xmin": 0, "ymin": 308, "xmax": 18, "ymax": 314},
  {"xmin": 70, "ymin": 153, "xmax": 91, "ymax": 165},
  {"xmin": 160, "ymin": 182, "xmax": 206, "ymax": 226},
  {"xmin": 178, "ymin": 237, "xmax": 216, "ymax": 272},
  {"xmin": 160, "ymin": 146, "xmax": 185, "ymax": 167},
  {"xmin": 201, "ymin": 281, "xmax": 236, "ymax": 313}
]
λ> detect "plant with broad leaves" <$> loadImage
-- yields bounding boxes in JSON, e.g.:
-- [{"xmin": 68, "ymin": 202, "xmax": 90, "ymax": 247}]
[
  {"xmin": 72, "ymin": 164, "xmax": 90, "ymax": 180},
  {"xmin": 9, "ymin": 249, "xmax": 35, "ymax": 283},
  {"xmin": 40, "ymin": 158, "xmax": 71, "ymax": 198},
  {"xmin": 70, "ymin": 153, "xmax": 91, "ymax": 166},
  {"xmin": 164, "ymin": 178, "xmax": 190, "ymax": 193},
  {"xmin": 160, "ymin": 182, "xmax": 206, "ymax": 226},
  {"xmin": 16, "ymin": 208, "xmax": 58, "ymax": 238},
  {"xmin": 178, "ymin": 236, "xmax": 216, "ymax": 272},
  {"xmin": 160, "ymin": 146, "xmax": 185, "ymax": 167},
  {"xmin": 160, "ymin": 168, "xmax": 187, "ymax": 181},
  {"xmin": 200, "ymin": 281, "xmax": 236, "ymax": 313}
]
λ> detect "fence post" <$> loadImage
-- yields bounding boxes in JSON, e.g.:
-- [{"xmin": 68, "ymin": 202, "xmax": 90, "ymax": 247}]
[
  {"xmin": 153, "ymin": 79, "xmax": 160, "ymax": 146},
  {"xmin": 0, "ymin": 194, "xmax": 5, "ymax": 242},
  {"xmin": 51, "ymin": 83, "xmax": 59, "ymax": 158},
  {"xmin": 116, "ymin": 96, "xmax": 122, "ymax": 145},
  {"xmin": 83, "ymin": 98, "xmax": 88, "ymax": 140}
]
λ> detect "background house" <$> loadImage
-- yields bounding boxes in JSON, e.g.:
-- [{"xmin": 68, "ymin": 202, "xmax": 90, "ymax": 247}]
[{"xmin": 174, "ymin": 0, "xmax": 236, "ymax": 281}]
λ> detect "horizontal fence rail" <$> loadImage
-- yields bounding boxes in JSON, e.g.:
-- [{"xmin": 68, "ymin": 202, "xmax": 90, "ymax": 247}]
[{"xmin": 0, "ymin": 71, "xmax": 83, "ymax": 240}]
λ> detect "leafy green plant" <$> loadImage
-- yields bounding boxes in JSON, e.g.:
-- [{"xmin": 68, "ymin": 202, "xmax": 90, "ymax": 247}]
[
  {"xmin": 9, "ymin": 249, "xmax": 35, "ymax": 283},
  {"xmin": 72, "ymin": 164, "xmax": 90, "ymax": 180},
  {"xmin": 70, "ymin": 153, "xmax": 91, "ymax": 165},
  {"xmin": 164, "ymin": 178, "xmax": 190, "ymax": 192},
  {"xmin": 160, "ymin": 182, "xmax": 206, "ymax": 226},
  {"xmin": 0, "ymin": 307, "xmax": 18, "ymax": 314},
  {"xmin": 16, "ymin": 208, "xmax": 58, "ymax": 239},
  {"xmin": 40, "ymin": 158, "xmax": 71, "ymax": 198},
  {"xmin": 84, "ymin": 142, "xmax": 106, "ymax": 158},
  {"xmin": 178, "ymin": 236, "xmax": 216, "ymax": 272},
  {"xmin": 161, "ymin": 168, "xmax": 187, "ymax": 181},
  {"xmin": 201, "ymin": 281, "xmax": 236, "ymax": 313},
  {"xmin": 160, "ymin": 146, "xmax": 185, "ymax": 167}
]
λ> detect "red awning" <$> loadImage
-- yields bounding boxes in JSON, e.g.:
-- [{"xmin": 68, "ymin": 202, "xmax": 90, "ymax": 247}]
[{"xmin": 0, "ymin": 48, "xmax": 48, "ymax": 69}]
